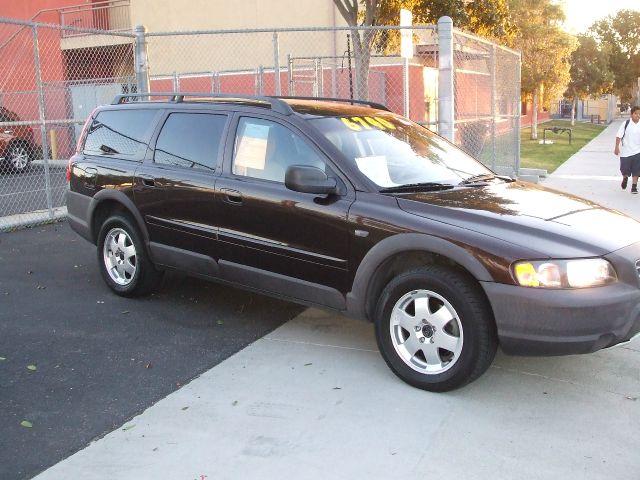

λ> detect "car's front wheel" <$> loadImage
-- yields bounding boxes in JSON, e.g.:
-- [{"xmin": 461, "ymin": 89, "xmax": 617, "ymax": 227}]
[
  {"xmin": 375, "ymin": 266, "xmax": 497, "ymax": 392},
  {"xmin": 6, "ymin": 142, "xmax": 31, "ymax": 172},
  {"xmin": 97, "ymin": 215, "xmax": 163, "ymax": 296}
]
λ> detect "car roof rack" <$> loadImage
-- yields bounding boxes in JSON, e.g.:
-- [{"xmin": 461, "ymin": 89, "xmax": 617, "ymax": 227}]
[
  {"xmin": 111, "ymin": 92, "xmax": 294, "ymax": 115},
  {"xmin": 277, "ymin": 96, "xmax": 391, "ymax": 112},
  {"xmin": 111, "ymin": 93, "xmax": 391, "ymax": 115}
]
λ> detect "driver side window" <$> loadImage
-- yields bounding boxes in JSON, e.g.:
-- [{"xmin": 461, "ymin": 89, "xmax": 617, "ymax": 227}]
[{"xmin": 232, "ymin": 118, "xmax": 326, "ymax": 183}]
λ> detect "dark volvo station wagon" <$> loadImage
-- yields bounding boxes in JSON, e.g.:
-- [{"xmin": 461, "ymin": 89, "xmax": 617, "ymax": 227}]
[{"xmin": 67, "ymin": 93, "xmax": 640, "ymax": 391}]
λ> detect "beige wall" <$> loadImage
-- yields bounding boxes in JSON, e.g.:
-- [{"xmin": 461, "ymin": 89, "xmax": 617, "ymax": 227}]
[
  {"xmin": 130, "ymin": 0, "xmax": 350, "ymax": 75},
  {"xmin": 130, "ymin": 0, "xmax": 346, "ymax": 31}
]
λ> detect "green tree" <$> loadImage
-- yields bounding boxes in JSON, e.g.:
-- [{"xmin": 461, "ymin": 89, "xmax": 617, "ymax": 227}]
[
  {"xmin": 374, "ymin": 0, "xmax": 515, "ymax": 41},
  {"xmin": 507, "ymin": 0, "xmax": 576, "ymax": 139},
  {"xmin": 333, "ymin": 0, "xmax": 516, "ymax": 99},
  {"xmin": 565, "ymin": 35, "xmax": 613, "ymax": 125},
  {"xmin": 464, "ymin": 0, "xmax": 515, "ymax": 41},
  {"xmin": 592, "ymin": 9, "xmax": 640, "ymax": 103}
]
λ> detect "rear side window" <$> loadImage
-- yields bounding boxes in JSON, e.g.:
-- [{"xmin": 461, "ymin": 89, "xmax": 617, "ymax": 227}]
[
  {"xmin": 154, "ymin": 113, "xmax": 227, "ymax": 171},
  {"xmin": 83, "ymin": 109, "xmax": 157, "ymax": 159}
]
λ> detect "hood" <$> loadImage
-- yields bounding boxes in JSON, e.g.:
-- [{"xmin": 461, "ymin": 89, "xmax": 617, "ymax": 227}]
[{"xmin": 396, "ymin": 180, "xmax": 640, "ymax": 257}]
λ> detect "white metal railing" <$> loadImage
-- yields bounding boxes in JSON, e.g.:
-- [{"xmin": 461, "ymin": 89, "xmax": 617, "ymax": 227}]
[{"xmin": 59, "ymin": 0, "xmax": 130, "ymax": 37}]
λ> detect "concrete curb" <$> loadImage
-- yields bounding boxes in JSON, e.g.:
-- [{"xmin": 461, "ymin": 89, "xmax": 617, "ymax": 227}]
[{"xmin": 0, "ymin": 206, "xmax": 67, "ymax": 232}]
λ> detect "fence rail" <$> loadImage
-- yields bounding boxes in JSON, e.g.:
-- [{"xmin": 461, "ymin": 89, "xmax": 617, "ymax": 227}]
[
  {"xmin": 60, "ymin": 0, "xmax": 131, "ymax": 37},
  {"xmin": 0, "ymin": 18, "xmax": 520, "ymax": 231}
]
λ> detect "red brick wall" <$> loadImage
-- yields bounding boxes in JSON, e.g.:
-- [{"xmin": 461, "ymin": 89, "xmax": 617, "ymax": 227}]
[
  {"xmin": 520, "ymin": 101, "xmax": 550, "ymax": 127},
  {"xmin": 150, "ymin": 64, "xmax": 428, "ymax": 122}
]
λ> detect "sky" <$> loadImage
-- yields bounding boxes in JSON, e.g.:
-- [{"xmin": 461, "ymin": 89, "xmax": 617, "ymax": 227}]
[{"xmin": 561, "ymin": 0, "xmax": 640, "ymax": 33}]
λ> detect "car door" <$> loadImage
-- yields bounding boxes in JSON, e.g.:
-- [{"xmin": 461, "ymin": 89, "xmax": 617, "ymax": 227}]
[
  {"xmin": 133, "ymin": 110, "xmax": 229, "ymax": 276},
  {"xmin": 215, "ymin": 113, "xmax": 354, "ymax": 307}
]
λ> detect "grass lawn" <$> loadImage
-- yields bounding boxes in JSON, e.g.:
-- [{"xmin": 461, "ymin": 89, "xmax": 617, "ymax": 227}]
[{"xmin": 520, "ymin": 120, "xmax": 606, "ymax": 173}]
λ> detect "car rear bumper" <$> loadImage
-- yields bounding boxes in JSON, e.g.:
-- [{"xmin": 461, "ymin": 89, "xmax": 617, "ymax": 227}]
[
  {"xmin": 481, "ymin": 280, "xmax": 640, "ymax": 356},
  {"xmin": 66, "ymin": 190, "xmax": 93, "ymax": 243}
]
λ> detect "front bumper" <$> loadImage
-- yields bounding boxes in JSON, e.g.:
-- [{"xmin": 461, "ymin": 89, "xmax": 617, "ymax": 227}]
[{"xmin": 481, "ymin": 280, "xmax": 640, "ymax": 356}]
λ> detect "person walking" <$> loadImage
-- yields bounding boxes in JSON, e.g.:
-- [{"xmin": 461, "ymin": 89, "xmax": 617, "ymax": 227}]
[{"xmin": 615, "ymin": 106, "xmax": 640, "ymax": 194}]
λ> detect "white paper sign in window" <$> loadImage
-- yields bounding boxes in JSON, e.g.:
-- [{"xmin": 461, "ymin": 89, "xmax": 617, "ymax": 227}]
[
  {"xmin": 355, "ymin": 156, "xmax": 397, "ymax": 187},
  {"xmin": 235, "ymin": 123, "xmax": 270, "ymax": 171}
]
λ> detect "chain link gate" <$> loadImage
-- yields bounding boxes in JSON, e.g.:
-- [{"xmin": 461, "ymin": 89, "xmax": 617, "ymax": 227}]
[
  {"xmin": 0, "ymin": 17, "xmax": 520, "ymax": 231},
  {"xmin": 0, "ymin": 17, "xmax": 135, "ymax": 230}
]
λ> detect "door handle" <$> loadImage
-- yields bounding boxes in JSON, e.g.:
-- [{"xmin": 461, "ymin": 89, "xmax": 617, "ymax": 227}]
[
  {"xmin": 221, "ymin": 188, "xmax": 242, "ymax": 205},
  {"xmin": 139, "ymin": 174, "xmax": 156, "ymax": 187}
]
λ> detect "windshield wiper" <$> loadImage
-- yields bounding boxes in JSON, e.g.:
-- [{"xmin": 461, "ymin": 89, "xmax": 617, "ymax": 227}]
[
  {"xmin": 496, "ymin": 175, "xmax": 516, "ymax": 182},
  {"xmin": 379, "ymin": 182, "xmax": 455, "ymax": 193},
  {"xmin": 459, "ymin": 173, "xmax": 496, "ymax": 185}
]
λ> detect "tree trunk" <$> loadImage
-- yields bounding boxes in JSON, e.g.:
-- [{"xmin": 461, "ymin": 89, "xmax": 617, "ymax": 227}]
[
  {"xmin": 332, "ymin": 0, "xmax": 378, "ymax": 102},
  {"xmin": 571, "ymin": 97, "xmax": 577, "ymax": 126},
  {"xmin": 352, "ymin": 29, "xmax": 373, "ymax": 101},
  {"xmin": 530, "ymin": 91, "xmax": 538, "ymax": 140}
]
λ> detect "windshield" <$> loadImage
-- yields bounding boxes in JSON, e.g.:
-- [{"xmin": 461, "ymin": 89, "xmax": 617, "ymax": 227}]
[{"xmin": 310, "ymin": 113, "xmax": 493, "ymax": 189}]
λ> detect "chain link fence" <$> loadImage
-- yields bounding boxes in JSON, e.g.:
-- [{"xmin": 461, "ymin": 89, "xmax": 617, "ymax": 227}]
[
  {"xmin": 0, "ymin": 16, "xmax": 520, "ymax": 231},
  {"xmin": 452, "ymin": 30, "xmax": 520, "ymax": 174},
  {"xmin": 143, "ymin": 26, "xmax": 439, "ymax": 125},
  {"xmin": 0, "ymin": 17, "xmax": 135, "ymax": 230}
]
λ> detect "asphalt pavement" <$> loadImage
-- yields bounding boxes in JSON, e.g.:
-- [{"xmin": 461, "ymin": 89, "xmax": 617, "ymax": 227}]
[
  {"xmin": 0, "ymin": 223, "xmax": 304, "ymax": 480},
  {"xmin": 2, "ymin": 119, "xmax": 639, "ymax": 480}
]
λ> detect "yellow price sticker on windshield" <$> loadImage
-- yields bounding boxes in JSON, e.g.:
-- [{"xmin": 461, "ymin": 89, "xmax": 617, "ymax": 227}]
[
  {"xmin": 341, "ymin": 117, "xmax": 362, "ymax": 131},
  {"xmin": 340, "ymin": 116, "xmax": 396, "ymax": 131}
]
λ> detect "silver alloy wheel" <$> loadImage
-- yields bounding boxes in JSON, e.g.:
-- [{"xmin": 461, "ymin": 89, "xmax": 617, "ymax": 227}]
[
  {"xmin": 9, "ymin": 145, "xmax": 29, "ymax": 170},
  {"xmin": 103, "ymin": 227, "xmax": 137, "ymax": 286},
  {"xmin": 389, "ymin": 289, "xmax": 464, "ymax": 375}
]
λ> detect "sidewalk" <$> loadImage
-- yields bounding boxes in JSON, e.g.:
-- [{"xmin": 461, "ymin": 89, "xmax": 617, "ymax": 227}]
[
  {"xmin": 542, "ymin": 118, "xmax": 638, "ymax": 220},
  {"xmin": 34, "ymin": 120, "xmax": 640, "ymax": 480}
]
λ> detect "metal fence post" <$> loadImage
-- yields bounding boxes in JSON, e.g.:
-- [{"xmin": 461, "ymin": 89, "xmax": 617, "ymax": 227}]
[
  {"xmin": 272, "ymin": 32, "xmax": 281, "ymax": 96},
  {"xmin": 403, "ymin": 57, "xmax": 409, "ymax": 118},
  {"xmin": 134, "ymin": 24, "xmax": 150, "ymax": 95},
  {"xmin": 438, "ymin": 17, "xmax": 454, "ymax": 142},
  {"xmin": 490, "ymin": 44, "xmax": 497, "ymax": 171},
  {"xmin": 32, "ymin": 25, "xmax": 53, "ymax": 219},
  {"xmin": 315, "ymin": 58, "xmax": 322, "ymax": 97},
  {"xmin": 211, "ymin": 72, "xmax": 219, "ymax": 93},
  {"xmin": 287, "ymin": 54, "xmax": 293, "ymax": 95},
  {"xmin": 515, "ymin": 52, "xmax": 522, "ymax": 175},
  {"xmin": 257, "ymin": 66, "xmax": 264, "ymax": 95},
  {"xmin": 172, "ymin": 72, "xmax": 179, "ymax": 92}
]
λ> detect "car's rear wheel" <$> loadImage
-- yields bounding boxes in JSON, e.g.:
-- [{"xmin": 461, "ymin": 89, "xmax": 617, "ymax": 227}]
[
  {"xmin": 97, "ymin": 215, "xmax": 163, "ymax": 296},
  {"xmin": 375, "ymin": 266, "xmax": 497, "ymax": 392},
  {"xmin": 6, "ymin": 143, "xmax": 31, "ymax": 172}
]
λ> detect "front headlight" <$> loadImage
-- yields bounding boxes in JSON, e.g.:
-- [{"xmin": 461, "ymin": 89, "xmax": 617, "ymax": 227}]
[{"xmin": 513, "ymin": 258, "xmax": 617, "ymax": 288}]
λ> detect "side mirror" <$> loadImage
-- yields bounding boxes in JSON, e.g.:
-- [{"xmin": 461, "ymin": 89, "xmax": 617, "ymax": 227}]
[{"xmin": 285, "ymin": 165, "xmax": 339, "ymax": 195}]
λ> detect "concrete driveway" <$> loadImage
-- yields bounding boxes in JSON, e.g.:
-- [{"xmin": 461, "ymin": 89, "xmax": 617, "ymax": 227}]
[{"xmin": 33, "ymin": 307, "xmax": 640, "ymax": 480}]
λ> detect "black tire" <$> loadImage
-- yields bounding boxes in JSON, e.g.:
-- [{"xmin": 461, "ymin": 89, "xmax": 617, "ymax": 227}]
[
  {"xmin": 374, "ymin": 266, "xmax": 497, "ymax": 392},
  {"xmin": 6, "ymin": 142, "xmax": 32, "ymax": 173},
  {"xmin": 96, "ymin": 215, "xmax": 163, "ymax": 297}
]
